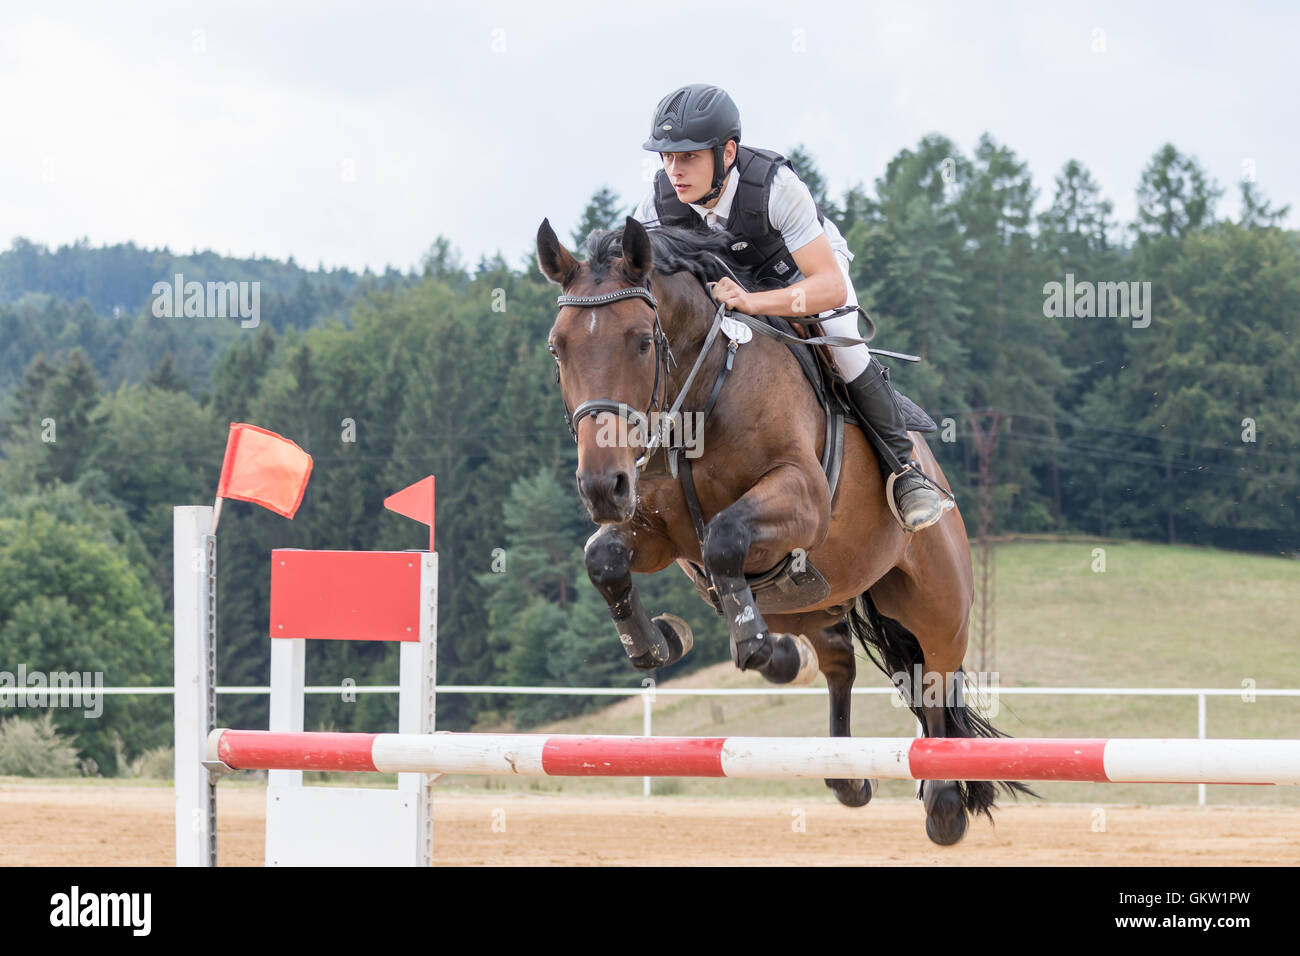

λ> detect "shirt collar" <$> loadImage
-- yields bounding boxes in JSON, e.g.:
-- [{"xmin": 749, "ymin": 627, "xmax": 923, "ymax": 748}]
[{"xmin": 687, "ymin": 166, "xmax": 738, "ymax": 223}]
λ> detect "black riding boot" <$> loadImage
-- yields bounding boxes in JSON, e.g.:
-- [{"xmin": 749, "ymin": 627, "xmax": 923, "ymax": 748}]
[{"xmin": 842, "ymin": 361, "xmax": 947, "ymax": 532}]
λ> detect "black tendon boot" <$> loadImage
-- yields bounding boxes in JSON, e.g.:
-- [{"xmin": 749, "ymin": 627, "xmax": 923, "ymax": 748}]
[{"xmin": 842, "ymin": 361, "xmax": 949, "ymax": 532}]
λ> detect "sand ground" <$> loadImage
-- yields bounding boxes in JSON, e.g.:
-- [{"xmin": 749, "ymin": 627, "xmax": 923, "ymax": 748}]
[{"xmin": 1, "ymin": 782, "xmax": 1296, "ymax": 866}]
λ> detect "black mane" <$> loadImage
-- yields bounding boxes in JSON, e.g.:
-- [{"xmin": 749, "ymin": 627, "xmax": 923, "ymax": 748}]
[{"xmin": 582, "ymin": 223, "xmax": 760, "ymax": 291}]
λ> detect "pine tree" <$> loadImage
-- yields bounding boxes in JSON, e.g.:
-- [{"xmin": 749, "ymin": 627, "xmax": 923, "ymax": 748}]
[
  {"xmin": 146, "ymin": 352, "xmax": 187, "ymax": 392},
  {"xmin": 571, "ymin": 187, "xmax": 627, "ymax": 248},
  {"xmin": 785, "ymin": 145, "xmax": 842, "ymax": 222},
  {"xmin": 1135, "ymin": 144, "xmax": 1223, "ymax": 240},
  {"xmin": 1238, "ymin": 179, "xmax": 1291, "ymax": 229},
  {"xmin": 421, "ymin": 236, "xmax": 468, "ymax": 289}
]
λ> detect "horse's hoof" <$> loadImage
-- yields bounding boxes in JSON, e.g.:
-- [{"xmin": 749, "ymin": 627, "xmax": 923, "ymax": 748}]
[
  {"xmin": 922, "ymin": 780, "xmax": 968, "ymax": 846},
  {"xmin": 785, "ymin": 633, "xmax": 820, "ymax": 686},
  {"xmin": 652, "ymin": 613, "xmax": 693, "ymax": 662},
  {"xmin": 826, "ymin": 777, "xmax": 876, "ymax": 808},
  {"xmin": 628, "ymin": 651, "xmax": 660, "ymax": 670}
]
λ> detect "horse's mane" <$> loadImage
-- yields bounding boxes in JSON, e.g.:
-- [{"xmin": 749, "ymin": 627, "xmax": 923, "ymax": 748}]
[{"xmin": 582, "ymin": 223, "xmax": 760, "ymax": 291}]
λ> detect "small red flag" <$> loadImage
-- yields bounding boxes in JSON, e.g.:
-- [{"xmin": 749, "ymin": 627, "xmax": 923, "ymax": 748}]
[
  {"xmin": 384, "ymin": 475, "xmax": 435, "ymax": 551},
  {"xmin": 216, "ymin": 423, "xmax": 313, "ymax": 519}
]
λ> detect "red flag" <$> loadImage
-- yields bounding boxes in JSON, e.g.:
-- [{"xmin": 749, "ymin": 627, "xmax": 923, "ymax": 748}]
[
  {"xmin": 216, "ymin": 423, "xmax": 313, "ymax": 519},
  {"xmin": 384, "ymin": 475, "xmax": 435, "ymax": 551}
]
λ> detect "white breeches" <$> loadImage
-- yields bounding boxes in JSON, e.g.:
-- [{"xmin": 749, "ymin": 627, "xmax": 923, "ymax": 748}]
[{"xmin": 815, "ymin": 252, "xmax": 873, "ymax": 381}]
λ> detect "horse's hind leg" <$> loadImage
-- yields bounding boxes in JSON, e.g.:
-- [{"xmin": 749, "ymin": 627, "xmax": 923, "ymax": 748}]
[
  {"xmin": 819, "ymin": 619, "xmax": 875, "ymax": 807},
  {"xmin": 767, "ymin": 610, "xmax": 876, "ymax": 806},
  {"xmin": 918, "ymin": 696, "xmax": 969, "ymax": 846},
  {"xmin": 584, "ymin": 524, "xmax": 693, "ymax": 669}
]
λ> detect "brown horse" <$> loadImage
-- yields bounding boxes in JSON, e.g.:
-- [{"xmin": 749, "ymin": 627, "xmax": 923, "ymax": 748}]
[{"xmin": 537, "ymin": 215, "xmax": 1031, "ymax": 845}]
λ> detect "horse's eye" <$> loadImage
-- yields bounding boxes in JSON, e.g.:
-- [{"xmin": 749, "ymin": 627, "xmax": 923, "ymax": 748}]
[
  {"xmin": 547, "ymin": 343, "xmax": 558, "ymax": 357},
  {"xmin": 638, "ymin": 336, "xmax": 653, "ymax": 354}
]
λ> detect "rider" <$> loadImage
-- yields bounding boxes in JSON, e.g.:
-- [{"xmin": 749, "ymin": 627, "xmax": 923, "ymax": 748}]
[{"xmin": 632, "ymin": 82, "xmax": 947, "ymax": 532}]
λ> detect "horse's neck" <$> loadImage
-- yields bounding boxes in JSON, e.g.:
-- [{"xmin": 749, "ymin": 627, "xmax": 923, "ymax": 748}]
[{"xmin": 660, "ymin": 287, "xmax": 724, "ymax": 399}]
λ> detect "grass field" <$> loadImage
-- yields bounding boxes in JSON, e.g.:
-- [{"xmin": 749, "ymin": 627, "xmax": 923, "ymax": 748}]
[{"xmin": 430, "ymin": 537, "xmax": 1300, "ymax": 806}]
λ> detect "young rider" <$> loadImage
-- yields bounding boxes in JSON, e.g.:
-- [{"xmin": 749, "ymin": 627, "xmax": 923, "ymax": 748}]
[{"xmin": 632, "ymin": 83, "xmax": 948, "ymax": 532}]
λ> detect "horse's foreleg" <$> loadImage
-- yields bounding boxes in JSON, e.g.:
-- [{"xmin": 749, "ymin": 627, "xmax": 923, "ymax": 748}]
[
  {"xmin": 702, "ymin": 469, "xmax": 826, "ymax": 686},
  {"xmin": 584, "ymin": 525, "xmax": 693, "ymax": 669}
]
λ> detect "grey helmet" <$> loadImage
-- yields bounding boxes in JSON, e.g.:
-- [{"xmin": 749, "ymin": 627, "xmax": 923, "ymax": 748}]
[{"xmin": 643, "ymin": 84, "xmax": 741, "ymax": 205}]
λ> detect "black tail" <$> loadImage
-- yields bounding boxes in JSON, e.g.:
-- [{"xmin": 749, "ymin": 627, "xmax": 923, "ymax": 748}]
[{"xmin": 845, "ymin": 594, "xmax": 1038, "ymax": 821}]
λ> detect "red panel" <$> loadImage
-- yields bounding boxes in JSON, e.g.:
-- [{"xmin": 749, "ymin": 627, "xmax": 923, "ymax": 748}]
[
  {"xmin": 270, "ymin": 550, "xmax": 423, "ymax": 641},
  {"xmin": 216, "ymin": 730, "xmax": 378, "ymax": 772},
  {"xmin": 910, "ymin": 737, "xmax": 1110, "ymax": 782},
  {"xmin": 541, "ymin": 736, "xmax": 727, "ymax": 776}
]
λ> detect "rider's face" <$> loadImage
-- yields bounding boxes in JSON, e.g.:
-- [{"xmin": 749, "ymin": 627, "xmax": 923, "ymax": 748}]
[{"xmin": 659, "ymin": 142, "xmax": 734, "ymax": 205}]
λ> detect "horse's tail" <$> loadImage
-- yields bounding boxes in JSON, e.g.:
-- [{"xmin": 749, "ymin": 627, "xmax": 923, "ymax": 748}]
[{"xmin": 844, "ymin": 594, "xmax": 1038, "ymax": 821}]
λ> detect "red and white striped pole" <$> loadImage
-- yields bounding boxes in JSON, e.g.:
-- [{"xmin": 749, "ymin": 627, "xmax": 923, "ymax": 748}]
[{"xmin": 208, "ymin": 730, "xmax": 1300, "ymax": 786}]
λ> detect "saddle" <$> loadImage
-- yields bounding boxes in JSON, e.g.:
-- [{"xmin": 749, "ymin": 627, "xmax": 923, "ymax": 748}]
[{"xmin": 652, "ymin": 305, "xmax": 938, "ymax": 616}]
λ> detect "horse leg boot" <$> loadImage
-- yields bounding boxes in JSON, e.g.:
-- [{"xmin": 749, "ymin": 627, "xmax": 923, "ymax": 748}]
[
  {"xmin": 842, "ymin": 359, "xmax": 947, "ymax": 532},
  {"xmin": 701, "ymin": 498, "xmax": 820, "ymax": 686},
  {"xmin": 584, "ymin": 525, "xmax": 693, "ymax": 669}
]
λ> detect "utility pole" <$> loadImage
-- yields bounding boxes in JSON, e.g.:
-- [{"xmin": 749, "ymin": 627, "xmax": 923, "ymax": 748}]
[{"xmin": 965, "ymin": 410, "xmax": 1004, "ymax": 674}]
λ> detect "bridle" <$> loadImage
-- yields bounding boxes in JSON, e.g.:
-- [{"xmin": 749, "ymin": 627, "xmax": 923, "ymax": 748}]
[{"xmin": 554, "ymin": 284, "xmax": 675, "ymax": 469}]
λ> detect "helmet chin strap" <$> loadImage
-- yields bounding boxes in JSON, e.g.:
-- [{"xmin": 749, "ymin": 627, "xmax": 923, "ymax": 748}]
[{"xmin": 694, "ymin": 145, "xmax": 730, "ymax": 206}]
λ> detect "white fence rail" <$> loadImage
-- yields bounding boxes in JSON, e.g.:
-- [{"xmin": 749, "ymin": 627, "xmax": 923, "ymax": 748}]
[{"xmin": 7, "ymin": 683, "xmax": 1296, "ymax": 806}]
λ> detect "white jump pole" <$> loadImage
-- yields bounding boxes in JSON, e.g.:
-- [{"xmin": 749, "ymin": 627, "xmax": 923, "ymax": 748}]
[{"xmin": 205, "ymin": 731, "xmax": 1300, "ymax": 786}]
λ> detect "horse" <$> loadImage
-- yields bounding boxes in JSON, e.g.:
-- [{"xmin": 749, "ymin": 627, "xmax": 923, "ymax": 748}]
[{"xmin": 537, "ymin": 215, "xmax": 1032, "ymax": 845}]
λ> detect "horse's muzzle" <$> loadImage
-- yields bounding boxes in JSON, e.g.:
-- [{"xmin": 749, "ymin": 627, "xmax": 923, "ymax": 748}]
[{"xmin": 577, "ymin": 468, "xmax": 635, "ymax": 523}]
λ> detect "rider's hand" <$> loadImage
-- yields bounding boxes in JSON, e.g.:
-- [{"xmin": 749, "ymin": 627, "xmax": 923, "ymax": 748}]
[{"xmin": 712, "ymin": 277, "xmax": 756, "ymax": 315}]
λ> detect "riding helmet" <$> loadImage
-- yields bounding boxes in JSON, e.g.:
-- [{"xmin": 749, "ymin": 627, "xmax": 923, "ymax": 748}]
[{"xmin": 643, "ymin": 84, "xmax": 741, "ymax": 204}]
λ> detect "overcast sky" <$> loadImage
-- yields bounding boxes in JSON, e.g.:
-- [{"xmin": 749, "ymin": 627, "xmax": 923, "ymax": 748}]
[{"xmin": 2, "ymin": 1, "xmax": 1295, "ymax": 275}]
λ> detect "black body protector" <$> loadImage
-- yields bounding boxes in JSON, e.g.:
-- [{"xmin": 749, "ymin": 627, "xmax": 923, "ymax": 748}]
[{"xmin": 652, "ymin": 145, "xmax": 824, "ymax": 289}]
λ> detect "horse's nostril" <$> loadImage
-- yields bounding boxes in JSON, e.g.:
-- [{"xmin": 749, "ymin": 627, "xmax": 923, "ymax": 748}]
[{"xmin": 613, "ymin": 472, "xmax": 629, "ymax": 500}]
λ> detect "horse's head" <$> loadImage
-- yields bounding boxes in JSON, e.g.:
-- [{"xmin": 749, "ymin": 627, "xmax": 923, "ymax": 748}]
[{"xmin": 538, "ymin": 216, "xmax": 666, "ymax": 523}]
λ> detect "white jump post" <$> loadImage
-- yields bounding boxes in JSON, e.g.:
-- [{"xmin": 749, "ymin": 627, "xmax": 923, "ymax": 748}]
[{"xmin": 173, "ymin": 506, "xmax": 217, "ymax": 867}]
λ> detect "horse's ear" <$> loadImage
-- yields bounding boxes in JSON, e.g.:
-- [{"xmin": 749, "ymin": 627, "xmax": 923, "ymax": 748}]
[
  {"xmin": 620, "ymin": 216, "xmax": 653, "ymax": 284},
  {"xmin": 537, "ymin": 218, "xmax": 580, "ymax": 286}
]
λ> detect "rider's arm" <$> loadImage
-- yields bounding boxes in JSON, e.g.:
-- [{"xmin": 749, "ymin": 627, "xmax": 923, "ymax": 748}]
[
  {"xmin": 741, "ymin": 235, "xmax": 847, "ymax": 317},
  {"xmin": 722, "ymin": 168, "xmax": 847, "ymax": 317}
]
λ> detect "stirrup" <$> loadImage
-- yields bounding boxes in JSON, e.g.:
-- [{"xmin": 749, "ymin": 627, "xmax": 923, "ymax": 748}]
[{"xmin": 884, "ymin": 461, "xmax": 955, "ymax": 532}]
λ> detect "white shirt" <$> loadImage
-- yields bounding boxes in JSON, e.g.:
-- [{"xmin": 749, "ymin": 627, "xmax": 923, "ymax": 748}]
[{"xmin": 632, "ymin": 162, "xmax": 858, "ymax": 311}]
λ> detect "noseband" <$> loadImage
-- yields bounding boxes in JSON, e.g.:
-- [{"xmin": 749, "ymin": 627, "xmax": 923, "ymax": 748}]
[{"xmin": 554, "ymin": 284, "xmax": 675, "ymax": 469}]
